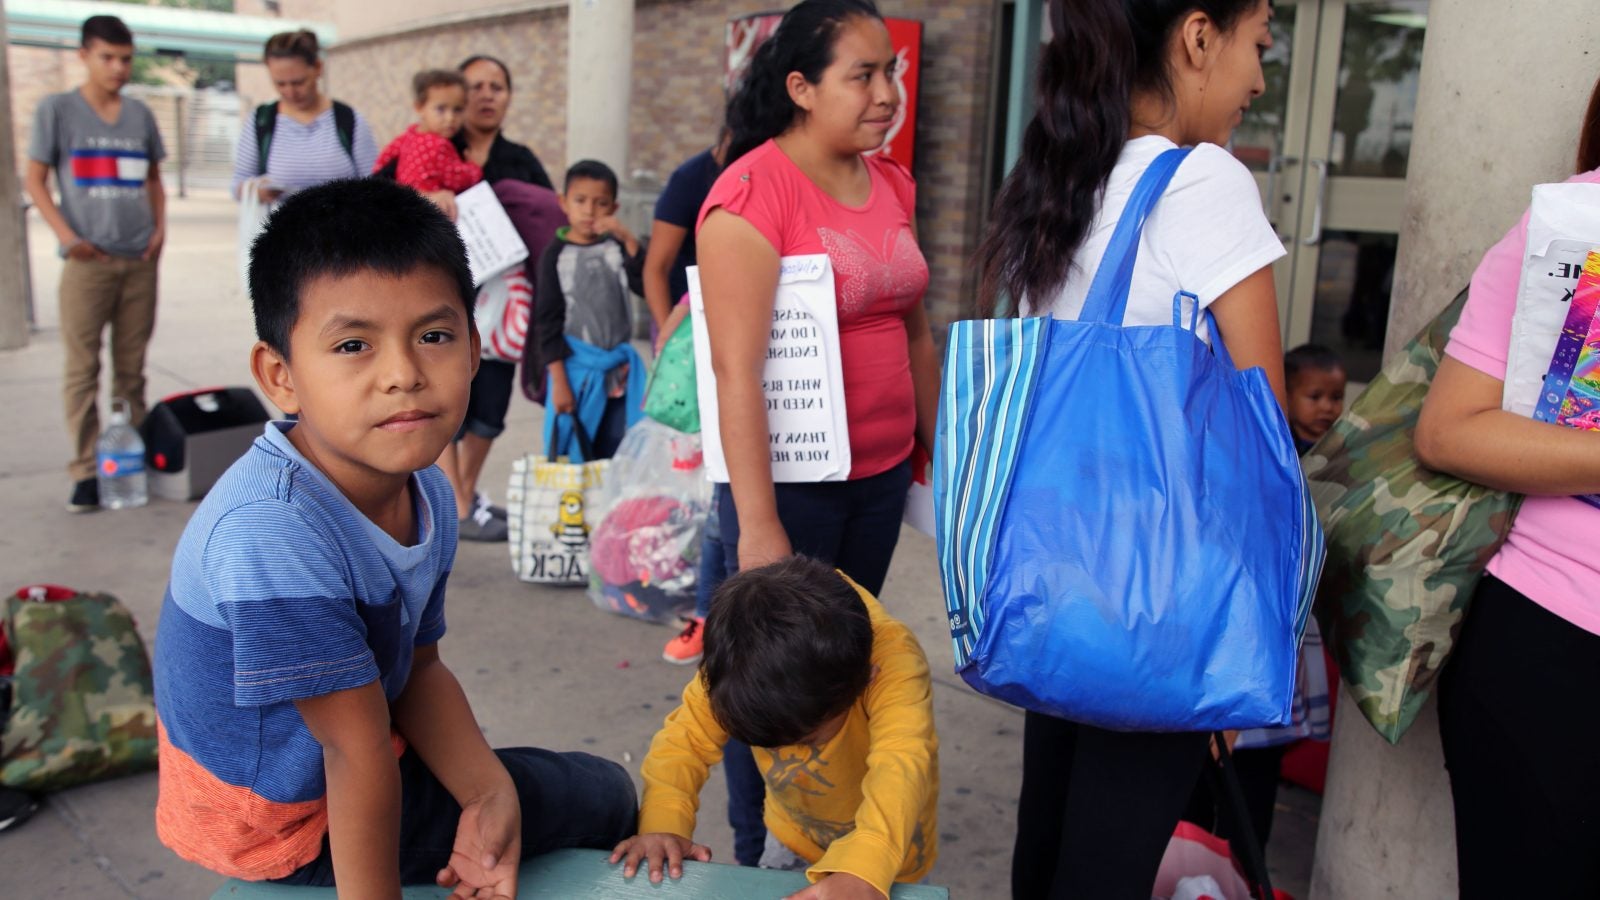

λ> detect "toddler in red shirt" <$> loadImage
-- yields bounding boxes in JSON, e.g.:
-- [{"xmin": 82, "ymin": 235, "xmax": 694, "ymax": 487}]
[{"xmin": 373, "ymin": 69, "xmax": 482, "ymax": 194}]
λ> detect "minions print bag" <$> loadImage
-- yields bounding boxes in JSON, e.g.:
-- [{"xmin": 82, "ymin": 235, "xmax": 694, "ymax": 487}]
[{"xmin": 508, "ymin": 415, "xmax": 608, "ymax": 586}]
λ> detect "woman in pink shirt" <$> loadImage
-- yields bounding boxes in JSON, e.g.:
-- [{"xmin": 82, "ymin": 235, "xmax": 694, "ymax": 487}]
[
  {"xmin": 694, "ymin": 0, "xmax": 938, "ymax": 875},
  {"xmin": 1416, "ymin": 73, "xmax": 1600, "ymax": 896}
]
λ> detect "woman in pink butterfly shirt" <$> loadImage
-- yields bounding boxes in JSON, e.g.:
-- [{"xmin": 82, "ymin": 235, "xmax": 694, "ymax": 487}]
[
  {"xmin": 1416, "ymin": 73, "xmax": 1600, "ymax": 896},
  {"xmin": 692, "ymin": 0, "xmax": 937, "ymax": 877},
  {"xmin": 697, "ymin": 0, "xmax": 935, "ymax": 587}
]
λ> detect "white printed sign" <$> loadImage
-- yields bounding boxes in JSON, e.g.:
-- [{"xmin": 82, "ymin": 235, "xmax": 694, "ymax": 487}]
[
  {"xmin": 454, "ymin": 181, "xmax": 529, "ymax": 287},
  {"xmin": 688, "ymin": 255, "xmax": 851, "ymax": 482},
  {"xmin": 1504, "ymin": 183, "xmax": 1600, "ymax": 416}
]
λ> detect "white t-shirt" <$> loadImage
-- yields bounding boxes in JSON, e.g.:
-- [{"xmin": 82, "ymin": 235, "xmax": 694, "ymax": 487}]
[{"xmin": 1020, "ymin": 136, "xmax": 1285, "ymax": 344}]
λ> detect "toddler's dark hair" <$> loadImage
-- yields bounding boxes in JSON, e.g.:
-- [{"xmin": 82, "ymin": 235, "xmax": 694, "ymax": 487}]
[
  {"xmin": 248, "ymin": 178, "xmax": 475, "ymax": 359},
  {"xmin": 1284, "ymin": 343, "xmax": 1345, "ymax": 382},
  {"xmin": 413, "ymin": 69, "xmax": 467, "ymax": 105},
  {"xmin": 82, "ymin": 15, "xmax": 133, "ymax": 48},
  {"xmin": 564, "ymin": 159, "xmax": 619, "ymax": 196},
  {"xmin": 702, "ymin": 556, "xmax": 874, "ymax": 748}
]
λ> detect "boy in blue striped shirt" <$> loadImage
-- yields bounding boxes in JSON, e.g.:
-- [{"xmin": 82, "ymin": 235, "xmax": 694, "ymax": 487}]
[{"xmin": 153, "ymin": 179, "xmax": 635, "ymax": 894}]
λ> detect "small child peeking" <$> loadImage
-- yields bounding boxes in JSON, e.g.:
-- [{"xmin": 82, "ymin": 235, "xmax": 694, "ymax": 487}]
[
  {"xmin": 613, "ymin": 555, "xmax": 940, "ymax": 899},
  {"xmin": 1284, "ymin": 343, "xmax": 1348, "ymax": 455},
  {"xmin": 372, "ymin": 69, "xmax": 483, "ymax": 195},
  {"xmin": 533, "ymin": 159, "xmax": 647, "ymax": 461}
]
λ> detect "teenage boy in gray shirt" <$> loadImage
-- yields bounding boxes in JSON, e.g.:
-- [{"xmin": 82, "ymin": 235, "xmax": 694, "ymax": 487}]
[{"xmin": 24, "ymin": 14, "xmax": 166, "ymax": 512}]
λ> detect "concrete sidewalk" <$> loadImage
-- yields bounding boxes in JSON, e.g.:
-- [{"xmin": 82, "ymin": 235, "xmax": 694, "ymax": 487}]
[{"xmin": 0, "ymin": 196, "xmax": 1317, "ymax": 898}]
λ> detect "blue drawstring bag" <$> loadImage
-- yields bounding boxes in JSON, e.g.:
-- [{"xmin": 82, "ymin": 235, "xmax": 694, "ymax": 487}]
[{"xmin": 933, "ymin": 148, "xmax": 1324, "ymax": 732}]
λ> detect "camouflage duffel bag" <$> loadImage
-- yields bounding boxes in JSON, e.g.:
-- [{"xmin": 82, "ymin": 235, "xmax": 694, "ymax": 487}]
[
  {"xmin": 1303, "ymin": 287, "xmax": 1523, "ymax": 745},
  {"xmin": 0, "ymin": 586, "xmax": 157, "ymax": 791}
]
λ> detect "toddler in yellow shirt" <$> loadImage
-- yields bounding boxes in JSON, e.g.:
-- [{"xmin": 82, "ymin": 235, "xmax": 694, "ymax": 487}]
[{"xmin": 611, "ymin": 555, "xmax": 939, "ymax": 899}]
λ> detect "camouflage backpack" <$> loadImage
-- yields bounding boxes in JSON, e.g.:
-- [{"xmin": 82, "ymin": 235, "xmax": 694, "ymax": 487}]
[
  {"xmin": 1304, "ymin": 287, "xmax": 1523, "ymax": 744},
  {"xmin": 0, "ymin": 586, "xmax": 157, "ymax": 791}
]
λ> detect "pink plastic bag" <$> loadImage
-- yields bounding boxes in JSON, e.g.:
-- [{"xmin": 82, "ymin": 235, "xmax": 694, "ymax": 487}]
[{"xmin": 1153, "ymin": 822, "xmax": 1256, "ymax": 900}]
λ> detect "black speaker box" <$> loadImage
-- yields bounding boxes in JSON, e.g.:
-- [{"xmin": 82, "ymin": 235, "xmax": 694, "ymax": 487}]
[{"xmin": 140, "ymin": 387, "xmax": 270, "ymax": 501}]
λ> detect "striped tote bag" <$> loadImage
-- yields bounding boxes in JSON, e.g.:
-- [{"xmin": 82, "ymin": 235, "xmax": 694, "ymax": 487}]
[{"xmin": 932, "ymin": 148, "xmax": 1324, "ymax": 731}]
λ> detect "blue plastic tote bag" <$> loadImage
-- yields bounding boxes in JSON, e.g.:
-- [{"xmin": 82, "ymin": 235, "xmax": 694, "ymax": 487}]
[{"xmin": 933, "ymin": 148, "xmax": 1324, "ymax": 732}]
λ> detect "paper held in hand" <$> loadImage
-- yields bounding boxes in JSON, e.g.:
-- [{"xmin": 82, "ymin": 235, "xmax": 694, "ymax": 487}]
[
  {"xmin": 454, "ymin": 181, "xmax": 529, "ymax": 287},
  {"xmin": 688, "ymin": 255, "xmax": 851, "ymax": 482},
  {"xmin": 1502, "ymin": 182, "xmax": 1600, "ymax": 416}
]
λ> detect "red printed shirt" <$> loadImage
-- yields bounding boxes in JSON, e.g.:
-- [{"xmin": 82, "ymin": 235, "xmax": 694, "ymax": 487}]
[
  {"xmin": 698, "ymin": 140, "xmax": 929, "ymax": 479},
  {"xmin": 373, "ymin": 125, "xmax": 482, "ymax": 194}
]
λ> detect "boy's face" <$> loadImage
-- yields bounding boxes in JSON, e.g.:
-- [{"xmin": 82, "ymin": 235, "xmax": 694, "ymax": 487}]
[
  {"xmin": 416, "ymin": 84, "xmax": 467, "ymax": 139},
  {"xmin": 1287, "ymin": 365, "xmax": 1347, "ymax": 445},
  {"xmin": 79, "ymin": 39, "xmax": 133, "ymax": 96},
  {"xmin": 559, "ymin": 177, "xmax": 618, "ymax": 243},
  {"xmin": 251, "ymin": 266, "xmax": 479, "ymax": 494}
]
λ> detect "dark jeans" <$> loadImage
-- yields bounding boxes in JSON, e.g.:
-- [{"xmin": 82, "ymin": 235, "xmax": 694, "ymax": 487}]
[
  {"xmin": 594, "ymin": 397, "xmax": 629, "ymax": 460},
  {"xmin": 1013, "ymin": 712, "xmax": 1211, "ymax": 900},
  {"xmin": 272, "ymin": 746, "xmax": 637, "ymax": 886},
  {"xmin": 1440, "ymin": 574, "xmax": 1600, "ymax": 898},
  {"xmin": 694, "ymin": 490, "xmax": 724, "ymax": 620},
  {"xmin": 715, "ymin": 459, "xmax": 914, "ymax": 866}
]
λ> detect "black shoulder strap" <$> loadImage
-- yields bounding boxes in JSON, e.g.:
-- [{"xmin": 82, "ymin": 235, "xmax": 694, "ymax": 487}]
[
  {"xmin": 331, "ymin": 101, "xmax": 356, "ymax": 162},
  {"xmin": 253, "ymin": 103, "xmax": 277, "ymax": 175}
]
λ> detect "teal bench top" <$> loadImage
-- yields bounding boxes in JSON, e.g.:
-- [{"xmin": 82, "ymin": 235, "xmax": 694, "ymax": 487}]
[{"xmin": 210, "ymin": 848, "xmax": 950, "ymax": 899}]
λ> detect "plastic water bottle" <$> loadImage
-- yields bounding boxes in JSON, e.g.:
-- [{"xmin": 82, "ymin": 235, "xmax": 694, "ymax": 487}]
[{"xmin": 96, "ymin": 399, "xmax": 148, "ymax": 510}]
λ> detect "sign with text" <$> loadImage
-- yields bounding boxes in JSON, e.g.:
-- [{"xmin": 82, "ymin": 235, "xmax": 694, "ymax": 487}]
[
  {"xmin": 454, "ymin": 181, "xmax": 529, "ymax": 287},
  {"xmin": 688, "ymin": 255, "xmax": 851, "ymax": 483}
]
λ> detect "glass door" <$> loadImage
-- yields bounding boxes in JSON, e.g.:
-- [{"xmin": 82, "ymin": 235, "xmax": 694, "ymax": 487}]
[{"xmin": 1235, "ymin": 0, "xmax": 1428, "ymax": 381}]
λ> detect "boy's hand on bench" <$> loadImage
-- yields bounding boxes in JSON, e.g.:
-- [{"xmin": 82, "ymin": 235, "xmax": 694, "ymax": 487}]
[
  {"xmin": 609, "ymin": 832, "xmax": 713, "ymax": 883},
  {"xmin": 435, "ymin": 789, "xmax": 522, "ymax": 899},
  {"xmin": 785, "ymin": 872, "xmax": 887, "ymax": 900}
]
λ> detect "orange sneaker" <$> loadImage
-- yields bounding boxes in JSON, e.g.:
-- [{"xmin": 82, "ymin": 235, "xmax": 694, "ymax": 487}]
[{"xmin": 662, "ymin": 616, "xmax": 705, "ymax": 665}]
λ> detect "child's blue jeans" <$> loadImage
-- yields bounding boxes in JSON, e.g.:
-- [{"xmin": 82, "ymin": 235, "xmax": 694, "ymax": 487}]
[{"xmin": 270, "ymin": 746, "xmax": 638, "ymax": 886}]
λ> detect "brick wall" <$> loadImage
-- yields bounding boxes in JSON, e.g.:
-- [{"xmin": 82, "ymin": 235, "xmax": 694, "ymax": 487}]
[
  {"xmin": 323, "ymin": 9, "xmax": 569, "ymax": 171},
  {"xmin": 320, "ymin": 0, "xmax": 998, "ymax": 329},
  {"xmin": 7, "ymin": 46, "xmax": 85, "ymax": 173},
  {"xmin": 627, "ymin": 0, "xmax": 997, "ymax": 327}
]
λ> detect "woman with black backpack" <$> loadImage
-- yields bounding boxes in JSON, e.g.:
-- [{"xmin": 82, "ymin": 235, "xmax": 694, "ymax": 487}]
[{"xmin": 230, "ymin": 30, "xmax": 378, "ymax": 205}]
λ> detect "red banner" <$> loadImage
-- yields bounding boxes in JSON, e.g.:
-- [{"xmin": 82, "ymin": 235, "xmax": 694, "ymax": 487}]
[{"xmin": 724, "ymin": 13, "xmax": 922, "ymax": 172}]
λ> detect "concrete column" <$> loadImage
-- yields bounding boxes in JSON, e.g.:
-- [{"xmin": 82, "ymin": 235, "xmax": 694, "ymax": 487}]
[
  {"xmin": 0, "ymin": 0, "xmax": 33, "ymax": 350},
  {"xmin": 566, "ymin": 0, "xmax": 635, "ymax": 173},
  {"xmin": 1312, "ymin": 1, "xmax": 1596, "ymax": 897}
]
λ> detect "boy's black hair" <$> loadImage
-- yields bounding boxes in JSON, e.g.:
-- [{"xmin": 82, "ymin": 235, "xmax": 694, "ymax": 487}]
[
  {"xmin": 248, "ymin": 178, "xmax": 475, "ymax": 359},
  {"xmin": 563, "ymin": 159, "xmax": 619, "ymax": 197},
  {"xmin": 701, "ymin": 556, "xmax": 874, "ymax": 748},
  {"xmin": 1284, "ymin": 343, "xmax": 1346, "ymax": 382},
  {"xmin": 82, "ymin": 15, "xmax": 133, "ymax": 48},
  {"xmin": 413, "ymin": 68, "xmax": 467, "ymax": 105}
]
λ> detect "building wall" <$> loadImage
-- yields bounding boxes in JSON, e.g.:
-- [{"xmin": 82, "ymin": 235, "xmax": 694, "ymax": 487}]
[
  {"xmin": 324, "ymin": 0, "xmax": 998, "ymax": 331},
  {"xmin": 323, "ymin": 8, "xmax": 569, "ymax": 169},
  {"xmin": 7, "ymin": 45, "xmax": 85, "ymax": 174}
]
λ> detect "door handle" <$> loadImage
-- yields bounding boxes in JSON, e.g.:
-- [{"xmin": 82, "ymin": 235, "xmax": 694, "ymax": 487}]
[
  {"xmin": 1302, "ymin": 158, "xmax": 1328, "ymax": 246},
  {"xmin": 1265, "ymin": 153, "xmax": 1297, "ymax": 242}
]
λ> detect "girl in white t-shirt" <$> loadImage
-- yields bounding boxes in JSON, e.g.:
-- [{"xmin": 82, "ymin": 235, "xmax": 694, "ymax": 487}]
[{"xmin": 975, "ymin": 1, "xmax": 1287, "ymax": 896}]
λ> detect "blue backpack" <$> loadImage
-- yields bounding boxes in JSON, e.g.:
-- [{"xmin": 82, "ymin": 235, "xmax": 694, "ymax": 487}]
[{"xmin": 933, "ymin": 148, "xmax": 1324, "ymax": 732}]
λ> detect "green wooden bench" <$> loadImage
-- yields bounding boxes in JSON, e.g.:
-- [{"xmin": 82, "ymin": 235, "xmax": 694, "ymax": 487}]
[{"xmin": 210, "ymin": 848, "xmax": 950, "ymax": 899}]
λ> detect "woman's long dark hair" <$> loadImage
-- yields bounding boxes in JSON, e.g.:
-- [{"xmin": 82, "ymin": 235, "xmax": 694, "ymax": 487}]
[
  {"xmin": 1579, "ymin": 70, "xmax": 1600, "ymax": 174},
  {"xmin": 724, "ymin": 0, "xmax": 883, "ymax": 166},
  {"xmin": 976, "ymin": 0, "xmax": 1261, "ymax": 316}
]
